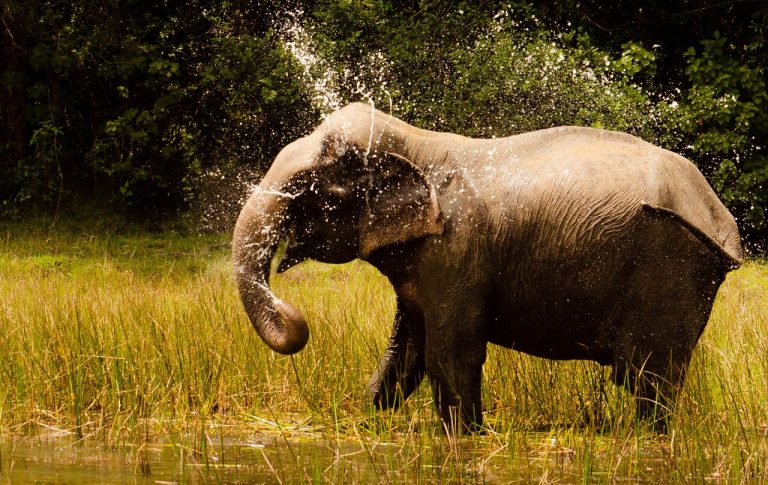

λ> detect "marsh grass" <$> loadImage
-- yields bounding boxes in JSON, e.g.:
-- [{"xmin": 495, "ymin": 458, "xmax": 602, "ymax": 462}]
[{"xmin": 1, "ymin": 219, "xmax": 766, "ymax": 482}]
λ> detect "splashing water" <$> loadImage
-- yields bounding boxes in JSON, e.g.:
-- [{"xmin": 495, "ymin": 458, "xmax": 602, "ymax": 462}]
[
  {"xmin": 249, "ymin": 186, "xmax": 305, "ymax": 200},
  {"xmin": 189, "ymin": 5, "xmax": 763, "ymax": 246},
  {"xmin": 275, "ymin": 10, "xmax": 399, "ymax": 173},
  {"xmin": 277, "ymin": 9, "xmax": 344, "ymax": 115},
  {"xmin": 188, "ymin": 165, "xmax": 265, "ymax": 232},
  {"xmin": 362, "ymin": 102, "xmax": 376, "ymax": 166},
  {"xmin": 276, "ymin": 8, "xmax": 394, "ymax": 118}
]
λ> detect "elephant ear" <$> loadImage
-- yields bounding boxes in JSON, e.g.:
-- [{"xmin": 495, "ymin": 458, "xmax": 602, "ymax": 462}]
[{"xmin": 358, "ymin": 152, "xmax": 444, "ymax": 258}]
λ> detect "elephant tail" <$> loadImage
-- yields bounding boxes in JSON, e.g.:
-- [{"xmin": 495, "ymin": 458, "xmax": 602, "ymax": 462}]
[{"xmin": 641, "ymin": 202, "xmax": 743, "ymax": 272}]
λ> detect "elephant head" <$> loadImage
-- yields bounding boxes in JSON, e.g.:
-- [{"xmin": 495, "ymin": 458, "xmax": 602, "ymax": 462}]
[{"xmin": 233, "ymin": 104, "xmax": 444, "ymax": 354}]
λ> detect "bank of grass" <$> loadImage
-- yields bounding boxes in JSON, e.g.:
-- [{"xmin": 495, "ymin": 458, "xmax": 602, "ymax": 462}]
[{"xmin": 0, "ymin": 219, "xmax": 766, "ymax": 482}]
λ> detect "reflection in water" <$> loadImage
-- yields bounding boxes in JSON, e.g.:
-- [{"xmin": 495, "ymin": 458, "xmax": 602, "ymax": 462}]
[
  {"xmin": 1, "ymin": 429, "xmax": 671, "ymax": 483},
  {"xmin": 2, "ymin": 433, "xmax": 352, "ymax": 484}
]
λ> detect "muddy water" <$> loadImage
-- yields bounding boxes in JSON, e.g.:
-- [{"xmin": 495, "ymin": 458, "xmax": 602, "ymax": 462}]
[
  {"xmin": 1, "ymin": 431, "xmax": 668, "ymax": 483},
  {"xmin": 1, "ymin": 434, "xmax": 374, "ymax": 483}
]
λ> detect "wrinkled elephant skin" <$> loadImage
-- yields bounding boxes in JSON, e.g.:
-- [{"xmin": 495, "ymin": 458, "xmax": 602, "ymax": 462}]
[{"xmin": 233, "ymin": 103, "xmax": 743, "ymax": 433}]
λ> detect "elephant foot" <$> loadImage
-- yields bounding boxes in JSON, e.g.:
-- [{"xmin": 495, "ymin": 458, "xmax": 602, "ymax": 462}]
[
  {"xmin": 634, "ymin": 376, "xmax": 675, "ymax": 433},
  {"xmin": 434, "ymin": 400, "xmax": 485, "ymax": 435}
]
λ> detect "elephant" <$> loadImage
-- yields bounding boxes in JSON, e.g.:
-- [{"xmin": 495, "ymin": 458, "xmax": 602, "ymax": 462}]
[{"xmin": 233, "ymin": 102, "xmax": 743, "ymax": 432}]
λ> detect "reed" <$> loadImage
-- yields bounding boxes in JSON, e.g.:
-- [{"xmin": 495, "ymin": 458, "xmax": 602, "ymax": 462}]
[{"xmin": 1, "ymin": 221, "xmax": 766, "ymax": 481}]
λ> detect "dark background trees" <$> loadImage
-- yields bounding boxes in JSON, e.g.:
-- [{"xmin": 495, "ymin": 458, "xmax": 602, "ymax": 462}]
[
  {"xmin": 1, "ymin": 0, "xmax": 316, "ymax": 216},
  {"xmin": 1, "ymin": 0, "xmax": 766, "ymax": 249}
]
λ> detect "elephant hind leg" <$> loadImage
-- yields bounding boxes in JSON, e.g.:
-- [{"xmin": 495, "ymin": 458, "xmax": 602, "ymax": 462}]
[
  {"xmin": 637, "ymin": 361, "xmax": 689, "ymax": 430},
  {"xmin": 610, "ymin": 291, "xmax": 719, "ymax": 430},
  {"xmin": 611, "ymin": 351, "xmax": 691, "ymax": 431},
  {"xmin": 610, "ymin": 218, "xmax": 724, "ymax": 430},
  {"xmin": 368, "ymin": 298, "xmax": 426, "ymax": 410}
]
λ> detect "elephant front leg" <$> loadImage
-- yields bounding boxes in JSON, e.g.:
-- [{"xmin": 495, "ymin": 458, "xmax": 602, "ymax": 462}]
[
  {"xmin": 368, "ymin": 298, "xmax": 426, "ymax": 410},
  {"xmin": 424, "ymin": 316, "xmax": 488, "ymax": 434},
  {"xmin": 426, "ymin": 339, "xmax": 487, "ymax": 434}
]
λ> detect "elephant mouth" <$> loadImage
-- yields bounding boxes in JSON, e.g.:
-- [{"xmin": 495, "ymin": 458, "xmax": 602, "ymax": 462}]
[{"xmin": 276, "ymin": 235, "xmax": 307, "ymax": 273}]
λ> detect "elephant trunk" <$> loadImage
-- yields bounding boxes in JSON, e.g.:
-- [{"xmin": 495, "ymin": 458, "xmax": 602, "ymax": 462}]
[{"xmin": 232, "ymin": 188, "xmax": 309, "ymax": 355}]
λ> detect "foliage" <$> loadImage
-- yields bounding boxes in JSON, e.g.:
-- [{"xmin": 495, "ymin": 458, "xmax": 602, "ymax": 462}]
[
  {"xmin": 1, "ymin": 0, "xmax": 766, "ymax": 247},
  {"xmin": 1, "ymin": 0, "xmax": 315, "ymax": 214},
  {"xmin": 671, "ymin": 33, "xmax": 768, "ymax": 241}
]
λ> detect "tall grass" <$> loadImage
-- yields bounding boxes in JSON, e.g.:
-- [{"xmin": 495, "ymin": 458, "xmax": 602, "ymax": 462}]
[{"xmin": 1, "ymin": 220, "xmax": 766, "ymax": 481}]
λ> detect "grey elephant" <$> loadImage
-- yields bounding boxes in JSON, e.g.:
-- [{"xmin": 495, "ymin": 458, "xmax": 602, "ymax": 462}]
[{"xmin": 233, "ymin": 103, "xmax": 743, "ymax": 432}]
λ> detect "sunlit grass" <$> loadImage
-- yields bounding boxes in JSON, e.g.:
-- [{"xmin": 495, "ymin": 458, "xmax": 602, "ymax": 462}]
[{"xmin": 1, "ymin": 220, "xmax": 766, "ymax": 482}]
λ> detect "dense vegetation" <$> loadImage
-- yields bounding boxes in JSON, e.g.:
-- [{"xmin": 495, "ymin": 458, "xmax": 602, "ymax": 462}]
[
  {"xmin": 2, "ymin": 1, "xmax": 766, "ymax": 247},
  {"xmin": 1, "ymin": 221, "xmax": 767, "ymax": 481}
]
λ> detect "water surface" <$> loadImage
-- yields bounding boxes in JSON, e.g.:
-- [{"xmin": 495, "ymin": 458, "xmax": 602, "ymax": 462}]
[{"xmin": 1, "ymin": 429, "xmax": 671, "ymax": 483}]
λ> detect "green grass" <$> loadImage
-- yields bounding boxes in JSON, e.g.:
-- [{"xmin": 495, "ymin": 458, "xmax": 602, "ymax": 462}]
[{"xmin": 1, "ymin": 219, "xmax": 767, "ymax": 482}]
